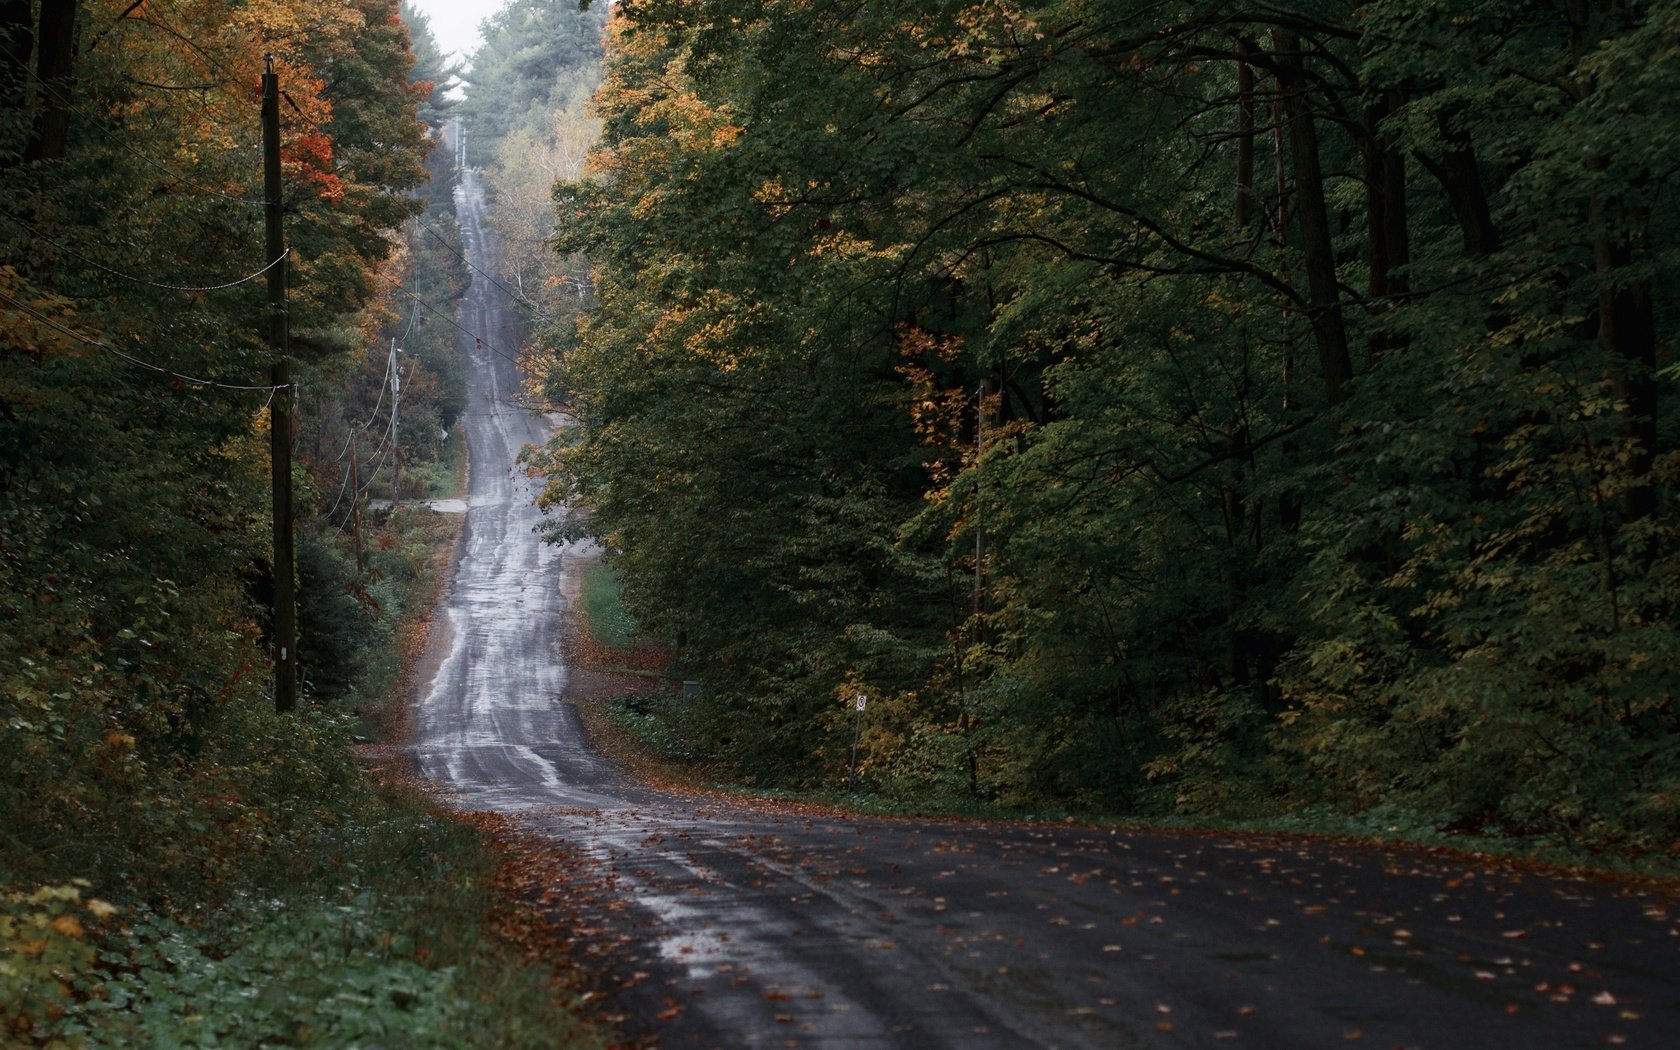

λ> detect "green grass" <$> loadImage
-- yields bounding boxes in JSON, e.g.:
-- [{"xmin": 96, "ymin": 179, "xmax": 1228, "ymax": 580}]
[{"xmin": 580, "ymin": 560, "xmax": 638, "ymax": 651}]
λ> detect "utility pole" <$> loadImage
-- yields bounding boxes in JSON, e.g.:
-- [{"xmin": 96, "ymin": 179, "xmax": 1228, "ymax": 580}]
[
  {"xmin": 350, "ymin": 430, "xmax": 364, "ymax": 575},
  {"xmin": 389, "ymin": 337, "xmax": 401, "ymax": 507},
  {"xmin": 262, "ymin": 55, "xmax": 298, "ymax": 713}
]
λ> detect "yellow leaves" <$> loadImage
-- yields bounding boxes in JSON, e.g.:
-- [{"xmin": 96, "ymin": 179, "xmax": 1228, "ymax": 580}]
[
  {"xmin": 48, "ymin": 915, "xmax": 84, "ymax": 941},
  {"xmin": 752, "ymin": 177, "xmax": 791, "ymax": 216},
  {"xmin": 0, "ymin": 266, "xmax": 83, "ymax": 360},
  {"xmin": 685, "ymin": 315, "xmax": 745, "ymax": 369},
  {"xmin": 1, "ymin": 881, "xmax": 118, "ymax": 1033},
  {"xmin": 641, "ymin": 291, "xmax": 764, "ymax": 374},
  {"xmin": 641, "ymin": 91, "xmax": 744, "ymax": 154}
]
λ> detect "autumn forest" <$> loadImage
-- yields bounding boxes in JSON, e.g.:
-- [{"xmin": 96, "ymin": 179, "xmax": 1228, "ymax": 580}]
[
  {"xmin": 537, "ymin": 0, "xmax": 1680, "ymax": 852},
  {"xmin": 3, "ymin": 0, "xmax": 1679, "ymax": 1045}
]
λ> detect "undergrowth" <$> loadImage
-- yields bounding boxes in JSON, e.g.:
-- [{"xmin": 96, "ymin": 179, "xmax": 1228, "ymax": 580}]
[
  {"xmin": 601, "ymin": 692, "xmax": 1680, "ymax": 880},
  {"xmin": 3, "ymin": 506, "xmax": 603, "ymax": 1048},
  {"xmin": 606, "ymin": 694, "xmax": 695, "ymax": 765},
  {"xmin": 7, "ymin": 780, "xmax": 599, "ymax": 1049}
]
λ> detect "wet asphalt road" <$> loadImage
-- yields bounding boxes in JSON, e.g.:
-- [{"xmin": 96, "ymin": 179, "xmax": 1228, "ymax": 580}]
[{"xmin": 411, "ymin": 167, "xmax": 1680, "ymax": 1049}]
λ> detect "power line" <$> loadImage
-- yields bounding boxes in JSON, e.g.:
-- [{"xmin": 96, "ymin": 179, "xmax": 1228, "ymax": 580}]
[
  {"xmin": 0, "ymin": 290, "xmax": 287, "ymax": 393},
  {"xmin": 397, "ymin": 216, "xmax": 428, "ymax": 342},
  {"xmin": 385, "ymin": 277, "xmax": 527, "ymax": 369},
  {"xmin": 412, "ymin": 212, "xmax": 549, "ymax": 319},
  {"xmin": 320, "ymin": 355, "xmax": 401, "ymax": 523},
  {"xmin": 331, "ymin": 338, "xmax": 396, "ymax": 463},
  {"xmin": 0, "ymin": 207, "xmax": 289, "ymax": 292},
  {"xmin": 26, "ymin": 69, "xmax": 270, "ymax": 209}
]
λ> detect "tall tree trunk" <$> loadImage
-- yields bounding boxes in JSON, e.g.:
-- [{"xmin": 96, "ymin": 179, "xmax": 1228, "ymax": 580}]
[
  {"xmin": 1273, "ymin": 28, "xmax": 1353, "ymax": 407},
  {"xmin": 0, "ymin": 0, "xmax": 30, "ymax": 115},
  {"xmin": 1416, "ymin": 109, "xmax": 1500, "ymax": 260},
  {"xmin": 1362, "ymin": 93, "xmax": 1410, "ymax": 366},
  {"xmin": 1271, "ymin": 74, "xmax": 1302, "ymax": 533},
  {"xmin": 25, "ymin": 0, "xmax": 77, "ymax": 163},
  {"xmin": 1567, "ymin": 0, "xmax": 1658, "ymax": 524},
  {"xmin": 1234, "ymin": 41, "xmax": 1255, "ymax": 233},
  {"xmin": 1589, "ymin": 195, "xmax": 1658, "ymax": 523}
]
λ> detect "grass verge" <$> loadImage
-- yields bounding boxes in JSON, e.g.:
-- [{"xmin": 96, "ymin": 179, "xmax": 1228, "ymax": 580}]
[{"xmin": 580, "ymin": 561, "xmax": 637, "ymax": 651}]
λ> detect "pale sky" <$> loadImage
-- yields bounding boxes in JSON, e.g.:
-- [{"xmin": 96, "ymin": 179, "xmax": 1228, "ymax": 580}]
[{"xmin": 406, "ymin": 0, "xmax": 506, "ymax": 62}]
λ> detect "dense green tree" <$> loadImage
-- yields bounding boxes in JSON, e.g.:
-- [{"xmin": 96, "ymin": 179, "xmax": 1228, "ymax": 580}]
[
  {"xmin": 0, "ymin": 0, "xmax": 436, "ymax": 892},
  {"xmin": 539, "ymin": 0, "xmax": 1680, "ymax": 847},
  {"xmin": 456, "ymin": 0, "xmax": 607, "ymax": 167}
]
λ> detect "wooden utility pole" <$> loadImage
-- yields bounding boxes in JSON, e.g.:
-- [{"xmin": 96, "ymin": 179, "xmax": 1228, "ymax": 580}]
[
  {"xmin": 263, "ymin": 55, "xmax": 298, "ymax": 713},
  {"xmin": 350, "ymin": 430, "xmax": 364, "ymax": 575},
  {"xmin": 389, "ymin": 337, "xmax": 401, "ymax": 507}
]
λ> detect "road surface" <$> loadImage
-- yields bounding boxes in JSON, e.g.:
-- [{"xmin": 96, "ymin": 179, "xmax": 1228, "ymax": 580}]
[{"xmin": 411, "ymin": 164, "xmax": 1680, "ymax": 1049}]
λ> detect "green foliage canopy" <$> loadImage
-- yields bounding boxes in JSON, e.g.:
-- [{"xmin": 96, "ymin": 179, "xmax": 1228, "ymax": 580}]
[{"xmin": 538, "ymin": 0, "xmax": 1680, "ymax": 849}]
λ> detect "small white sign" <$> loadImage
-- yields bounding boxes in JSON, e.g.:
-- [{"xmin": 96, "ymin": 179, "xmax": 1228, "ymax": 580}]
[{"xmin": 855, "ymin": 694, "xmax": 867, "ymax": 712}]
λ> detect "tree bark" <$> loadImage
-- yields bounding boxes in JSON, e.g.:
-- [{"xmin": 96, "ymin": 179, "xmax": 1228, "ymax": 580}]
[
  {"xmin": 1362, "ymin": 93, "xmax": 1410, "ymax": 365},
  {"xmin": 1416, "ymin": 109, "xmax": 1500, "ymax": 260},
  {"xmin": 1234, "ymin": 41, "xmax": 1255, "ymax": 233},
  {"xmin": 1589, "ymin": 196, "xmax": 1658, "ymax": 522},
  {"xmin": 0, "ymin": 0, "xmax": 30, "ymax": 115},
  {"xmin": 25, "ymin": 0, "xmax": 77, "ymax": 163},
  {"xmin": 1273, "ymin": 28, "xmax": 1353, "ymax": 407}
]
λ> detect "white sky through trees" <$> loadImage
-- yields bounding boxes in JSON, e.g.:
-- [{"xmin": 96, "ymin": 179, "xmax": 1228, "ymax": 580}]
[{"xmin": 408, "ymin": 0, "xmax": 504, "ymax": 61}]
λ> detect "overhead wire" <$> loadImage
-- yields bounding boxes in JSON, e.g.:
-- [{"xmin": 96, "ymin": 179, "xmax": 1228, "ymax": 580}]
[
  {"xmin": 0, "ymin": 290, "xmax": 289, "ymax": 394},
  {"xmin": 20, "ymin": 54, "xmax": 548, "ymax": 502},
  {"xmin": 25, "ymin": 68, "xmax": 270, "ymax": 208},
  {"xmin": 412, "ymin": 212, "xmax": 550, "ymax": 320},
  {"xmin": 330, "ymin": 337, "xmax": 395, "ymax": 464},
  {"xmin": 385, "ymin": 278, "xmax": 528, "ymax": 369},
  {"xmin": 16, "ymin": 38, "xmax": 544, "ymax": 529},
  {"xmin": 398, "ymin": 216, "xmax": 426, "ymax": 343},
  {"xmin": 0, "ymin": 207, "xmax": 288, "ymax": 291}
]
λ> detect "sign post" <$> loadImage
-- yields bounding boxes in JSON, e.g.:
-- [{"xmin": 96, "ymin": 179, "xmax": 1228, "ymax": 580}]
[{"xmin": 849, "ymin": 693, "xmax": 867, "ymax": 790}]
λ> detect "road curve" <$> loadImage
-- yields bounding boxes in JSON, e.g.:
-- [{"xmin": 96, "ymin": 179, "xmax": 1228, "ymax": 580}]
[{"xmin": 411, "ymin": 166, "xmax": 1680, "ymax": 1050}]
